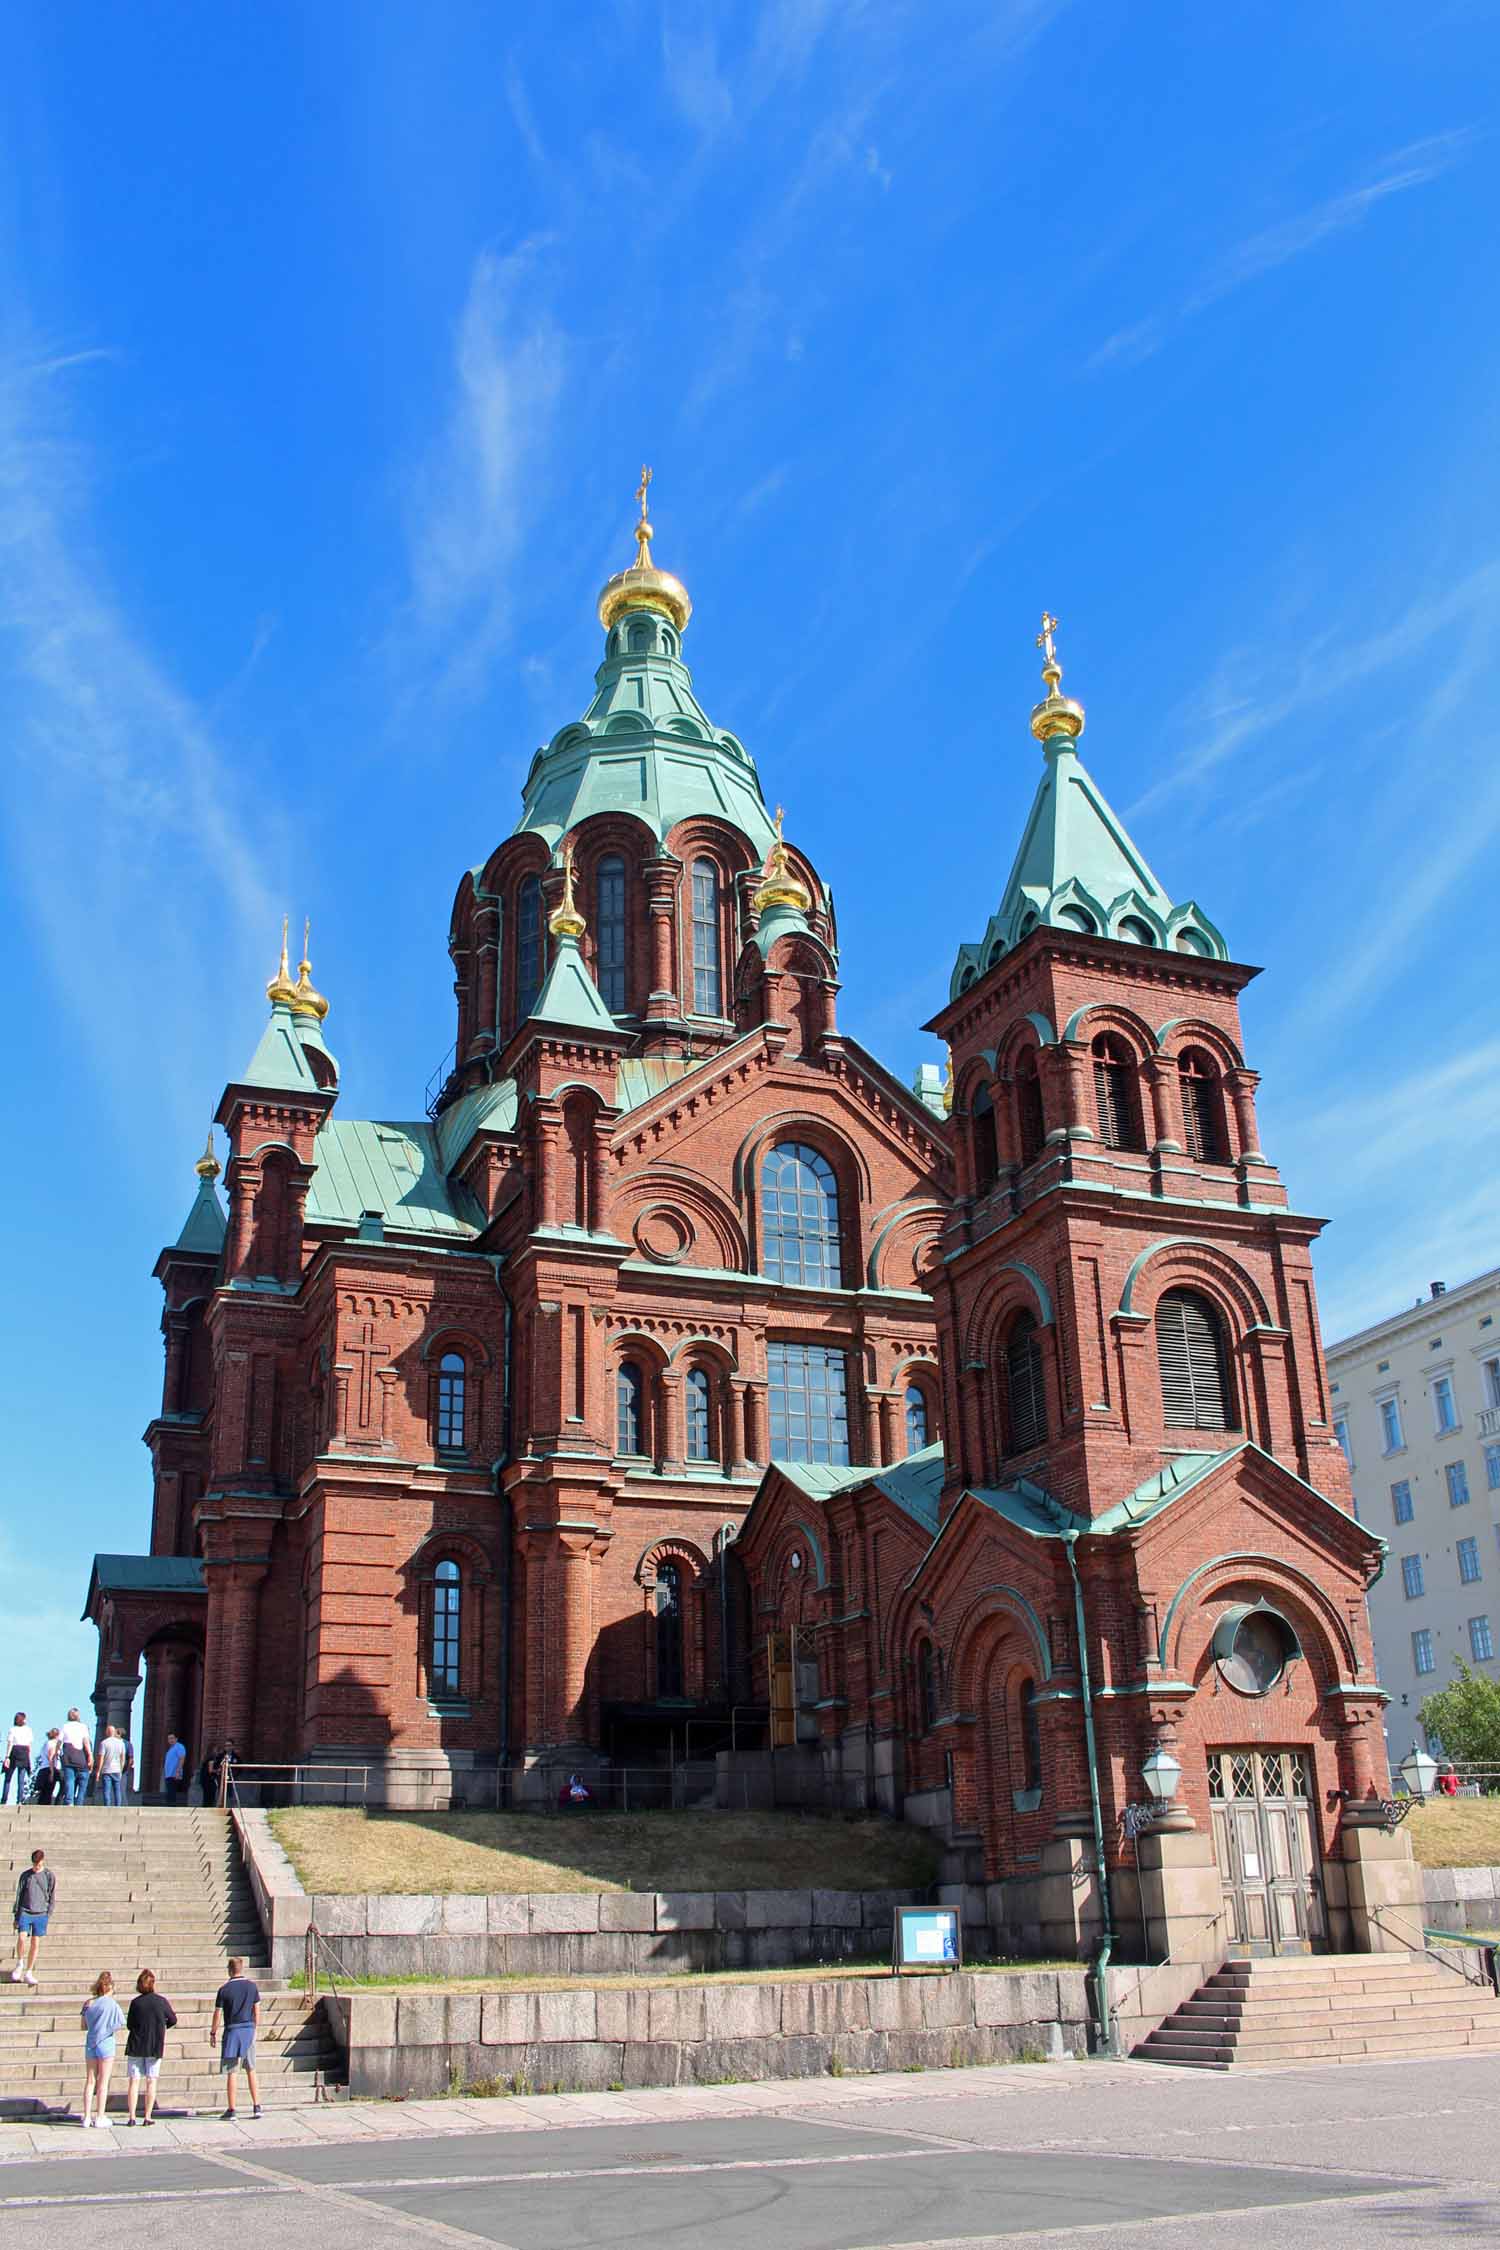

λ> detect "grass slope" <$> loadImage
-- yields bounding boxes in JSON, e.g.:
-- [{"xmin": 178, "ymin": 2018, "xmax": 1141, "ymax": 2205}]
[
  {"xmin": 1407, "ymin": 1799, "xmax": 1500, "ymax": 1868},
  {"xmin": 270, "ymin": 1807, "xmax": 941, "ymax": 1896}
]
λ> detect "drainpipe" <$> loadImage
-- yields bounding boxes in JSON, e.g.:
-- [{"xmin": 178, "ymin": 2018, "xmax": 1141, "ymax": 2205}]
[
  {"xmin": 490, "ymin": 1257, "xmax": 514, "ymax": 1780},
  {"xmin": 1062, "ymin": 1529, "xmax": 1116, "ymax": 2056}
]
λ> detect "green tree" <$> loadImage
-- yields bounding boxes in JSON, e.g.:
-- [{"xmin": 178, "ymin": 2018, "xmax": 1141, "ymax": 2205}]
[{"xmin": 1419, "ymin": 1660, "xmax": 1500, "ymax": 1767}]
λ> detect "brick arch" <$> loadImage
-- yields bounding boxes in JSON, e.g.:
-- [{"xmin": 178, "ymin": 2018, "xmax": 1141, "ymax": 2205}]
[
  {"xmin": 948, "ymin": 1583, "xmax": 1054, "ymax": 1703},
  {"xmin": 418, "ymin": 1324, "xmax": 494, "ymax": 1368},
  {"xmin": 665, "ymin": 1334, "xmax": 738, "ymax": 1373},
  {"xmin": 613, "ymin": 1167, "xmax": 749, "ymax": 1272},
  {"xmin": 962, "ymin": 1260, "xmax": 1055, "ymax": 1364},
  {"xmin": 632, "ymin": 1534, "xmax": 711, "ymax": 1588},
  {"xmin": 1059, "ymin": 998, "xmax": 1158, "ymax": 1057},
  {"xmin": 1154, "ymin": 1016, "xmax": 1245, "ymax": 1072},
  {"xmin": 994, "ymin": 1012, "xmax": 1058, "ymax": 1072},
  {"xmin": 1118, "ymin": 1237, "xmax": 1271, "ymax": 1331},
  {"xmin": 405, "ymin": 1527, "xmax": 497, "ymax": 1588},
  {"xmin": 866, "ymin": 1200, "xmax": 946, "ymax": 1291},
  {"xmin": 1159, "ymin": 1551, "xmax": 1358, "ymax": 1681},
  {"xmin": 733, "ymin": 1113, "xmax": 874, "ymax": 1206},
  {"xmin": 764, "ymin": 1516, "xmax": 829, "ymax": 1595}
]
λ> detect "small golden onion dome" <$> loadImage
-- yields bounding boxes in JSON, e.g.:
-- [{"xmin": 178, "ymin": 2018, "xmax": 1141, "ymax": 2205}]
[
  {"xmin": 1028, "ymin": 609, "xmax": 1086, "ymax": 743},
  {"xmin": 596, "ymin": 465, "xmax": 692, "ymax": 636},
  {"xmin": 752, "ymin": 805, "xmax": 813, "ymax": 916},
  {"xmin": 549, "ymin": 837, "xmax": 587, "ymax": 941},
  {"xmin": 265, "ymin": 917, "xmax": 299, "ymax": 1008},
  {"xmin": 195, "ymin": 1127, "xmax": 221, "ymax": 1181},
  {"xmin": 291, "ymin": 919, "xmax": 330, "ymax": 1022},
  {"xmin": 942, "ymin": 1049, "xmax": 954, "ymax": 1116}
]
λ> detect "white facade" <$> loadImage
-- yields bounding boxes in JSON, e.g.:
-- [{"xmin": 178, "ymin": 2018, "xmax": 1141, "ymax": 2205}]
[{"xmin": 1327, "ymin": 1267, "xmax": 1500, "ymax": 1765}]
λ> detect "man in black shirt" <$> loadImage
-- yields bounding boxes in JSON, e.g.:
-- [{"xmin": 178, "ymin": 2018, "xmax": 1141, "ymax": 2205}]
[{"xmin": 124, "ymin": 1969, "xmax": 177, "ymax": 2124}]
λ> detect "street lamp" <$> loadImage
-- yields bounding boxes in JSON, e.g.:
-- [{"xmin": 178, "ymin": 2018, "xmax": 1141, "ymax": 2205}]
[
  {"xmin": 1141, "ymin": 1743, "xmax": 1183, "ymax": 1807},
  {"xmin": 1399, "ymin": 1745, "xmax": 1439, "ymax": 1800}
]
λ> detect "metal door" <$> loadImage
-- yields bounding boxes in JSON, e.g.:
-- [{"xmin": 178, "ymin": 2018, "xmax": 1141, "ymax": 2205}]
[{"xmin": 1208, "ymin": 1748, "xmax": 1326, "ymax": 1955}]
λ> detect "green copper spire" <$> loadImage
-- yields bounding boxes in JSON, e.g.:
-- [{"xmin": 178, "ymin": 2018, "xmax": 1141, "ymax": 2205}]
[
  {"xmin": 950, "ymin": 616, "xmax": 1224, "ymax": 995},
  {"xmin": 174, "ymin": 1130, "xmax": 226, "ymax": 1255},
  {"xmin": 240, "ymin": 925, "xmax": 323, "ymax": 1088},
  {"xmin": 512, "ymin": 476, "xmax": 778, "ymax": 859},
  {"xmin": 525, "ymin": 841, "xmax": 629, "ymax": 1037}
]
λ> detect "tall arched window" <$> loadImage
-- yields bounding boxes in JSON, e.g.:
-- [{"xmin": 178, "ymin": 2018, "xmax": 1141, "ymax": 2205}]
[
  {"xmin": 1155, "ymin": 1288, "xmax": 1235, "ymax": 1430},
  {"xmin": 1092, "ymin": 1034, "xmax": 1144, "ymax": 1151},
  {"xmin": 1015, "ymin": 1051, "xmax": 1046, "ymax": 1165},
  {"xmin": 616, "ymin": 1360, "xmax": 645, "ymax": 1455},
  {"xmin": 596, "ymin": 854, "xmax": 627, "ymax": 1013},
  {"xmin": 918, "ymin": 1639, "xmax": 939, "ymax": 1732},
  {"xmin": 691, "ymin": 858, "xmax": 722, "ymax": 1016},
  {"xmin": 1019, "ymin": 1678, "xmax": 1042, "ymax": 1794},
  {"xmin": 1006, "ymin": 1310, "xmax": 1048, "ymax": 1454},
  {"xmin": 436, "ymin": 1353, "xmax": 466, "ymax": 1452},
  {"xmin": 685, "ymin": 1368, "xmax": 714, "ymax": 1461},
  {"xmin": 516, "ymin": 875, "xmax": 544, "ymax": 1021},
  {"xmin": 761, "ymin": 1142, "xmax": 842, "ymax": 1288},
  {"xmin": 972, "ymin": 1084, "xmax": 999, "ymax": 1192},
  {"xmin": 905, "ymin": 1383, "xmax": 929, "ymax": 1453},
  {"xmin": 429, "ymin": 1559, "xmax": 462, "ymax": 1698},
  {"xmin": 1178, "ymin": 1048, "xmax": 1228, "ymax": 1163},
  {"xmin": 655, "ymin": 1560, "xmax": 684, "ymax": 1697}
]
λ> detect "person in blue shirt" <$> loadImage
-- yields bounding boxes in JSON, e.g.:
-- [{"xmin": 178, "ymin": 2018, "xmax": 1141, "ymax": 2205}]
[
  {"xmin": 80, "ymin": 1969, "xmax": 126, "ymax": 2127},
  {"xmin": 161, "ymin": 1735, "xmax": 187, "ymax": 1803}
]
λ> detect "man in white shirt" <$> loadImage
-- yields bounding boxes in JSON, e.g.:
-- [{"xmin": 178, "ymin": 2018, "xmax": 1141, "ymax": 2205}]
[
  {"xmin": 58, "ymin": 1711, "xmax": 93, "ymax": 1807},
  {"xmin": 94, "ymin": 1726, "xmax": 129, "ymax": 1809}
]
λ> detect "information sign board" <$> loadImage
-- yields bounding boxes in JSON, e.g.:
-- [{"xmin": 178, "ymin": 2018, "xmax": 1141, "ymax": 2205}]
[{"xmin": 892, "ymin": 1905, "xmax": 961, "ymax": 1972}]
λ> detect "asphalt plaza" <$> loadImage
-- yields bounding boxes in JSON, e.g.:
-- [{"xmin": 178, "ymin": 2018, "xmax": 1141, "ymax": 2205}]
[{"xmin": 2, "ymin": 2054, "xmax": 1498, "ymax": 2249}]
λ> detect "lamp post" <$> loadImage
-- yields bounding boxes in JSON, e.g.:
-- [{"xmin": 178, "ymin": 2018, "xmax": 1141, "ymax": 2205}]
[
  {"xmin": 1141, "ymin": 1744, "xmax": 1183, "ymax": 1811},
  {"xmin": 1122, "ymin": 1744, "xmax": 1187, "ymax": 1966},
  {"xmin": 1399, "ymin": 1744, "xmax": 1439, "ymax": 1801}
]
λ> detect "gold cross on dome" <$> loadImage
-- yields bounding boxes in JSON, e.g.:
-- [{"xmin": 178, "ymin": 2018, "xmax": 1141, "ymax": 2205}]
[
  {"xmin": 635, "ymin": 464, "xmax": 652, "ymax": 523},
  {"xmin": 1036, "ymin": 612, "xmax": 1060, "ymax": 668}
]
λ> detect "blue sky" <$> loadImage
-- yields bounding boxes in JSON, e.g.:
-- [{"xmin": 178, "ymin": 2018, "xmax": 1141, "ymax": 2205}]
[{"xmin": 3, "ymin": 3, "xmax": 1498, "ymax": 1736}]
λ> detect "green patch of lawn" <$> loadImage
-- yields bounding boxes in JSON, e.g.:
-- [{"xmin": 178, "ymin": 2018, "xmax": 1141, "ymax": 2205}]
[
  {"xmin": 1406, "ymin": 1799, "xmax": 1500, "ymax": 1867},
  {"xmin": 269, "ymin": 1805, "xmax": 941, "ymax": 1897},
  {"xmin": 294, "ymin": 1958, "xmax": 1070, "ymax": 1993}
]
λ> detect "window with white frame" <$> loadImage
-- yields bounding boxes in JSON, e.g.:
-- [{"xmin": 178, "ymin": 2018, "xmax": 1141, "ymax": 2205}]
[
  {"xmin": 1412, "ymin": 1628, "xmax": 1436, "ymax": 1675},
  {"xmin": 1487, "ymin": 1443, "xmax": 1500, "ymax": 1492},
  {"xmin": 1447, "ymin": 1460, "xmax": 1471, "ymax": 1507},
  {"xmin": 1471, "ymin": 1615, "xmax": 1495, "ymax": 1663},
  {"xmin": 1401, "ymin": 1553, "xmax": 1424, "ymax": 1600},
  {"xmin": 1391, "ymin": 1479, "xmax": 1413, "ymax": 1524},
  {"xmin": 1433, "ymin": 1373, "xmax": 1459, "ymax": 1433},
  {"xmin": 1484, "ymin": 1357, "xmax": 1500, "ymax": 1411},
  {"xmin": 1334, "ymin": 1417, "xmax": 1353, "ymax": 1467},
  {"xmin": 1380, "ymin": 1397, "xmax": 1404, "ymax": 1453},
  {"xmin": 1458, "ymin": 1535, "xmax": 1482, "ymax": 1585}
]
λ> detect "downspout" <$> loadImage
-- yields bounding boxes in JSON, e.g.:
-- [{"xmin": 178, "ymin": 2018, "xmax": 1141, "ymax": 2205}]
[
  {"xmin": 1062, "ymin": 1529, "xmax": 1116, "ymax": 2056},
  {"xmin": 490, "ymin": 1256, "xmax": 514, "ymax": 1778}
]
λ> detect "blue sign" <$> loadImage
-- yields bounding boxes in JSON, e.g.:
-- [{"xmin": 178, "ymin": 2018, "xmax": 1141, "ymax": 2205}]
[{"xmin": 894, "ymin": 1906, "xmax": 961, "ymax": 1971}]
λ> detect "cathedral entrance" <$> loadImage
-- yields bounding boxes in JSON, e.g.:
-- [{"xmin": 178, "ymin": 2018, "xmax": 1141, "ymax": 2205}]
[{"xmin": 1207, "ymin": 1748, "xmax": 1326, "ymax": 1955}]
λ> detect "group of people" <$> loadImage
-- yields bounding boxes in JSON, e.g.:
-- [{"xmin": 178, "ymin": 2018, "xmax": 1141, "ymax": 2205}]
[
  {"xmin": 2, "ymin": 1713, "xmax": 135, "ymax": 1807},
  {"xmin": 12, "ymin": 1844, "xmax": 265, "ymax": 2124}
]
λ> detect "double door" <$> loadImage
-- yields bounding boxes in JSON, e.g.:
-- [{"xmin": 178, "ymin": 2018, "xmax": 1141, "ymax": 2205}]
[{"xmin": 1208, "ymin": 1747, "xmax": 1326, "ymax": 1954}]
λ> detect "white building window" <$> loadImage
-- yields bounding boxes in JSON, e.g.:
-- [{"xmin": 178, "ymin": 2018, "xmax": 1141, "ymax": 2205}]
[
  {"xmin": 1334, "ymin": 1417, "xmax": 1353, "ymax": 1467},
  {"xmin": 1484, "ymin": 1357, "xmax": 1500, "ymax": 1411},
  {"xmin": 1401, "ymin": 1553, "xmax": 1424, "ymax": 1600},
  {"xmin": 1487, "ymin": 1443, "xmax": 1500, "ymax": 1493},
  {"xmin": 1380, "ymin": 1397, "xmax": 1404, "ymax": 1454},
  {"xmin": 1447, "ymin": 1460, "xmax": 1471, "ymax": 1507},
  {"xmin": 1391, "ymin": 1479, "xmax": 1413, "ymax": 1524},
  {"xmin": 1433, "ymin": 1374, "xmax": 1459, "ymax": 1434},
  {"xmin": 1458, "ymin": 1535, "xmax": 1482, "ymax": 1585},
  {"xmin": 1412, "ymin": 1628, "xmax": 1436, "ymax": 1675},
  {"xmin": 1471, "ymin": 1616, "xmax": 1495, "ymax": 1663}
]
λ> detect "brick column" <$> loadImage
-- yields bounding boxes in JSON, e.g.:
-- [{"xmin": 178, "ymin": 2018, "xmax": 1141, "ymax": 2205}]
[
  {"xmin": 1227, "ymin": 1068, "xmax": 1266, "ymax": 1161},
  {"xmin": 644, "ymin": 858, "xmax": 680, "ymax": 1022},
  {"xmin": 555, "ymin": 1531, "xmax": 600, "ymax": 1745},
  {"xmin": 535, "ymin": 1103, "xmax": 562, "ymax": 1229},
  {"xmin": 1143, "ymin": 1055, "xmax": 1182, "ymax": 1151},
  {"xmin": 726, "ymin": 1382, "xmax": 749, "ymax": 1474},
  {"xmin": 878, "ymin": 1390, "xmax": 900, "ymax": 1464},
  {"xmin": 658, "ymin": 1374, "xmax": 685, "ymax": 1473},
  {"xmin": 206, "ymin": 1558, "xmax": 270, "ymax": 1759}
]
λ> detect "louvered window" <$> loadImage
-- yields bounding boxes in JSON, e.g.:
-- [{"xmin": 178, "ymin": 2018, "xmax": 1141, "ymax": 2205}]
[
  {"xmin": 1178, "ymin": 1049, "xmax": 1227, "ymax": 1162},
  {"xmin": 1015, "ymin": 1054, "xmax": 1046, "ymax": 1164},
  {"xmin": 1092, "ymin": 1035, "xmax": 1144, "ymax": 1151},
  {"xmin": 972, "ymin": 1085, "xmax": 999, "ymax": 1191},
  {"xmin": 1006, "ymin": 1312, "xmax": 1048, "ymax": 1454},
  {"xmin": 1155, "ymin": 1289, "xmax": 1234, "ymax": 1429},
  {"xmin": 516, "ymin": 875, "xmax": 544, "ymax": 1022},
  {"xmin": 596, "ymin": 854, "xmax": 627, "ymax": 1013}
]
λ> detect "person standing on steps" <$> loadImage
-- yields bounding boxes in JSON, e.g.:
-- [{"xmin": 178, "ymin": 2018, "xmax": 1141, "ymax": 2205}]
[
  {"xmin": 58, "ymin": 1711, "xmax": 93, "ymax": 1806},
  {"xmin": 80, "ymin": 1969, "xmax": 125, "ymax": 2127},
  {"xmin": 31, "ymin": 1731, "xmax": 61, "ymax": 1806},
  {"xmin": 94, "ymin": 1726, "xmax": 128, "ymax": 1809},
  {"xmin": 161, "ymin": 1733, "xmax": 187, "ymax": 1804},
  {"xmin": 11, "ymin": 1848, "xmax": 55, "ymax": 1984},
  {"xmin": 124, "ymin": 1969, "xmax": 176, "ymax": 2126},
  {"xmin": 1, "ymin": 1714, "xmax": 32, "ymax": 1804},
  {"xmin": 210, "ymin": 1956, "xmax": 262, "ymax": 2120}
]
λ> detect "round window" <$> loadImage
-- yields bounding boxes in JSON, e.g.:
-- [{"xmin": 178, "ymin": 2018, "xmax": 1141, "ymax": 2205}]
[{"xmin": 1214, "ymin": 1605, "xmax": 1300, "ymax": 1696}]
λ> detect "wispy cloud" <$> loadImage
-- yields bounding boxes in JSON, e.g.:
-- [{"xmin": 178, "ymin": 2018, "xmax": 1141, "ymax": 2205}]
[
  {"xmin": 0, "ymin": 340, "xmax": 280, "ymax": 1148},
  {"xmin": 1089, "ymin": 130, "xmax": 1476, "ymax": 372},
  {"xmin": 393, "ymin": 238, "xmax": 565, "ymax": 709},
  {"xmin": 661, "ymin": 17, "xmax": 735, "ymax": 140}
]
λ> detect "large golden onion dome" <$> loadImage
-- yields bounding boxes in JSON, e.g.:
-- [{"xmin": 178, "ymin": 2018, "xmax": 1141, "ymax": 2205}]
[
  {"xmin": 596, "ymin": 466, "xmax": 692, "ymax": 635},
  {"xmin": 1028, "ymin": 610, "xmax": 1086, "ymax": 743},
  {"xmin": 752, "ymin": 805, "xmax": 813, "ymax": 916},
  {"xmin": 291, "ymin": 919, "xmax": 330, "ymax": 1022},
  {"xmin": 265, "ymin": 918, "xmax": 299, "ymax": 1008}
]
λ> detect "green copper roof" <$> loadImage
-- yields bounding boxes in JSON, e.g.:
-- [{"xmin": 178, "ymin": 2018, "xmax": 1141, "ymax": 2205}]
[
  {"xmin": 240, "ymin": 1000, "xmax": 322, "ymax": 1090},
  {"xmin": 435, "ymin": 1075, "xmax": 520, "ymax": 1173},
  {"xmin": 306, "ymin": 1119, "xmax": 482, "ymax": 1240},
  {"xmin": 772, "ymin": 1444, "xmax": 945, "ymax": 1532},
  {"xmin": 951, "ymin": 738, "xmax": 1226, "ymax": 995},
  {"xmin": 83, "ymin": 1552, "xmax": 205, "ymax": 1619},
  {"xmin": 529, "ymin": 932, "xmax": 625, "ymax": 1037},
  {"xmin": 516, "ymin": 611, "xmax": 779, "ymax": 856},
  {"xmin": 174, "ymin": 1174, "xmax": 226, "ymax": 1257}
]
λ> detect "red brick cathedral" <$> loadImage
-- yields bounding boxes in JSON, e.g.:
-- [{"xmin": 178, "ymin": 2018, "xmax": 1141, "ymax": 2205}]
[{"xmin": 90, "ymin": 508, "xmax": 1413, "ymax": 1957}]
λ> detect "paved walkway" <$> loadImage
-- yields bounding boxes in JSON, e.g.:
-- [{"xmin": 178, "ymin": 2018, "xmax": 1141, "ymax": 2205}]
[{"xmin": 3, "ymin": 2051, "xmax": 1498, "ymax": 2246}]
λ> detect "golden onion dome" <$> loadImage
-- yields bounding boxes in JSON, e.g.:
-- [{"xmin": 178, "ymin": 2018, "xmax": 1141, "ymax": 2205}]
[
  {"xmin": 548, "ymin": 837, "xmax": 587, "ymax": 941},
  {"xmin": 291, "ymin": 919, "xmax": 330, "ymax": 1022},
  {"xmin": 1028, "ymin": 610, "xmax": 1085, "ymax": 743},
  {"xmin": 596, "ymin": 466, "xmax": 692, "ymax": 636},
  {"xmin": 265, "ymin": 918, "xmax": 299, "ymax": 1008},
  {"xmin": 752, "ymin": 805, "xmax": 813, "ymax": 917},
  {"xmin": 195, "ymin": 1126, "xmax": 221, "ymax": 1181}
]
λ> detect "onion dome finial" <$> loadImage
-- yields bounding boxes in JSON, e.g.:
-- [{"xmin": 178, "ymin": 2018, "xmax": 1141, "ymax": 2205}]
[
  {"xmin": 265, "ymin": 917, "xmax": 299, "ymax": 1008},
  {"xmin": 549, "ymin": 836, "xmax": 588, "ymax": 941},
  {"xmin": 195, "ymin": 1125, "xmax": 221, "ymax": 1181},
  {"xmin": 752, "ymin": 804, "xmax": 813, "ymax": 916},
  {"xmin": 597, "ymin": 465, "xmax": 692, "ymax": 635},
  {"xmin": 1029, "ymin": 610, "xmax": 1086, "ymax": 743},
  {"xmin": 291, "ymin": 918, "xmax": 330, "ymax": 1022}
]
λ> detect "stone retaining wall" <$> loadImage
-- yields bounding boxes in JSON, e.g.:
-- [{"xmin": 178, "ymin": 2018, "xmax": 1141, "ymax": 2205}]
[{"xmin": 1422, "ymin": 1862, "xmax": 1500, "ymax": 1934}]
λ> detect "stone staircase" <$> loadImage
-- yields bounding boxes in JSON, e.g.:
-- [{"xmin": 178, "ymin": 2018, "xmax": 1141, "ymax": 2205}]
[
  {"xmin": 0, "ymin": 1806, "xmax": 342, "ymax": 2114},
  {"xmin": 1137, "ymin": 1951, "xmax": 1500, "ymax": 2069}
]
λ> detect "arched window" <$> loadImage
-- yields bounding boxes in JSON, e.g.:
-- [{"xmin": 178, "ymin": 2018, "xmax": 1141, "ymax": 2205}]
[
  {"xmin": 1117, "ymin": 916, "xmax": 1156, "ymax": 947},
  {"xmin": 429, "ymin": 1559, "xmax": 462, "ymax": 1698},
  {"xmin": 761, "ymin": 1142, "xmax": 842, "ymax": 1288},
  {"xmin": 1056, "ymin": 903, "xmax": 1096, "ymax": 933},
  {"xmin": 1006, "ymin": 1310, "xmax": 1048, "ymax": 1454},
  {"xmin": 904, "ymin": 1383, "xmax": 929, "ymax": 1454},
  {"xmin": 436, "ymin": 1353, "xmax": 467, "ymax": 1452},
  {"xmin": 1175, "ymin": 926, "xmax": 1212, "ymax": 956},
  {"xmin": 628, "ymin": 619, "xmax": 650, "ymax": 652},
  {"xmin": 596, "ymin": 854, "xmax": 627, "ymax": 1013},
  {"xmin": 1092, "ymin": 1034, "xmax": 1144, "ymax": 1151},
  {"xmin": 918, "ymin": 1639, "xmax": 939, "ymax": 1733},
  {"xmin": 1015, "ymin": 1051, "xmax": 1046, "ymax": 1165},
  {"xmin": 616, "ymin": 1360, "xmax": 645, "ymax": 1456},
  {"xmin": 972, "ymin": 1084, "xmax": 999, "ymax": 1192},
  {"xmin": 691, "ymin": 857, "xmax": 722, "ymax": 1016},
  {"xmin": 685, "ymin": 1367, "xmax": 714, "ymax": 1462},
  {"xmin": 516, "ymin": 875, "xmax": 544, "ymax": 1021},
  {"xmin": 1178, "ymin": 1048, "xmax": 1228, "ymax": 1163},
  {"xmin": 1155, "ymin": 1288, "xmax": 1235, "ymax": 1430},
  {"xmin": 1019, "ymin": 1678, "xmax": 1042, "ymax": 1794},
  {"xmin": 655, "ymin": 1560, "xmax": 684, "ymax": 1697}
]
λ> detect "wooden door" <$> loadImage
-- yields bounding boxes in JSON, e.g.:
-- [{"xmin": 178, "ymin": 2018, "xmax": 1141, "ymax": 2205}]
[{"xmin": 1208, "ymin": 1748, "xmax": 1326, "ymax": 1955}]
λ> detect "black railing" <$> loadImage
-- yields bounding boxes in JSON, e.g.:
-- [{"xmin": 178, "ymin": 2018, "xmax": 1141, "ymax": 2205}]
[{"xmin": 425, "ymin": 1044, "xmax": 456, "ymax": 1119}]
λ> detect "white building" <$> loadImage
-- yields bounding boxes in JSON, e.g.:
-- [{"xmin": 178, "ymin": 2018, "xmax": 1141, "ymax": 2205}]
[{"xmin": 1327, "ymin": 1267, "xmax": 1500, "ymax": 1764}]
